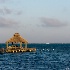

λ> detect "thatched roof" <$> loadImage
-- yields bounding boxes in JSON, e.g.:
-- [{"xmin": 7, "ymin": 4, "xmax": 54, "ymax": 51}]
[{"xmin": 6, "ymin": 33, "xmax": 28, "ymax": 43}]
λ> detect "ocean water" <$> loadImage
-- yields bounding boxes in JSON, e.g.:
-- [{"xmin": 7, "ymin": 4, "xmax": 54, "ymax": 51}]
[{"xmin": 0, "ymin": 43, "xmax": 70, "ymax": 70}]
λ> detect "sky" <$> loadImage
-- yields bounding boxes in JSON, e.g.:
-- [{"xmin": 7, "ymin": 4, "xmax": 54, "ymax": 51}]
[{"xmin": 0, "ymin": 0, "xmax": 70, "ymax": 43}]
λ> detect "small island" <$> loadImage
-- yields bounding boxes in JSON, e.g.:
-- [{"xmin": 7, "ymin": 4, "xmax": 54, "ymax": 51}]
[{"xmin": 0, "ymin": 33, "xmax": 36, "ymax": 53}]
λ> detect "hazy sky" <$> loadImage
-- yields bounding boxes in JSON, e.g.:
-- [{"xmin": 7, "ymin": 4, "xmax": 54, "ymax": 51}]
[{"xmin": 0, "ymin": 0, "xmax": 70, "ymax": 43}]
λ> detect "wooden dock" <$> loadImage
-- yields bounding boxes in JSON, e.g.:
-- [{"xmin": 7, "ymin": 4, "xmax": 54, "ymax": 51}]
[
  {"xmin": 0, "ymin": 47, "xmax": 36, "ymax": 53},
  {"xmin": 5, "ymin": 46, "xmax": 36, "ymax": 53}
]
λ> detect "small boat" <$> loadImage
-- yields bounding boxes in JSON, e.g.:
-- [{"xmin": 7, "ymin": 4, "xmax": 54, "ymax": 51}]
[{"xmin": 0, "ymin": 48, "xmax": 4, "ymax": 53}]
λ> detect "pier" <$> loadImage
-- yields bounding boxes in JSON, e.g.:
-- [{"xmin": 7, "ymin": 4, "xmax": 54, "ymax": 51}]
[{"xmin": 0, "ymin": 33, "xmax": 36, "ymax": 53}]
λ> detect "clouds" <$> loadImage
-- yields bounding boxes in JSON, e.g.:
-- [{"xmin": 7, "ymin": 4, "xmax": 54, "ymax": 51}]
[
  {"xmin": 0, "ymin": 0, "xmax": 9, "ymax": 3},
  {"xmin": 0, "ymin": 17, "xmax": 18, "ymax": 27},
  {"xmin": 0, "ymin": 8, "xmax": 12, "ymax": 14},
  {"xmin": 0, "ymin": 0, "xmax": 6, "ymax": 3},
  {"xmin": 40, "ymin": 17, "xmax": 67, "ymax": 27},
  {"xmin": 0, "ymin": 0, "xmax": 22, "ymax": 15},
  {"xmin": 0, "ymin": 0, "xmax": 22, "ymax": 28},
  {"xmin": 0, "ymin": 8, "xmax": 22, "ymax": 15}
]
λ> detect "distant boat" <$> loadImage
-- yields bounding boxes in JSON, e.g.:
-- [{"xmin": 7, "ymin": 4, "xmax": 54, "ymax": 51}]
[{"xmin": 46, "ymin": 43, "xmax": 50, "ymax": 44}]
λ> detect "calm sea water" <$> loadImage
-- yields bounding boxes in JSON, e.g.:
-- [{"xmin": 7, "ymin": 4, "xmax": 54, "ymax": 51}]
[{"xmin": 0, "ymin": 43, "xmax": 70, "ymax": 70}]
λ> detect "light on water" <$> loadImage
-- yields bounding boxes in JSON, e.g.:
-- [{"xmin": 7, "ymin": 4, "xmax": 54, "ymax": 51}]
[
  {"xmin": 66, "ymin": 67, "xmax": 70, "ymax": 70},
  {"xmin": 53, "ymin": 49, "xmax": 54, "ymax": 51},
  {"xmin": 47, "ymin": 49, "xmax": 49, "ymax": 51}
]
